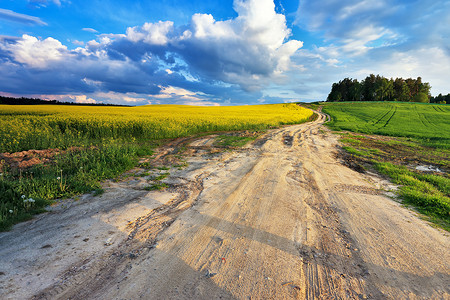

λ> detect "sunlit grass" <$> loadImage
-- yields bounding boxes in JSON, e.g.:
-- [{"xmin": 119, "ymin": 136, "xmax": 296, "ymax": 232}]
[
  {"xmin": 374, "ymin": 162, "xmax": 449, "ymax": 230},
  {"xmin": 323, "ymin": 102, "xmax": 450, "ymax": 148},
  {"xmin": 325, "ymin": 102, "xmax": 449, "ymax": 230}
]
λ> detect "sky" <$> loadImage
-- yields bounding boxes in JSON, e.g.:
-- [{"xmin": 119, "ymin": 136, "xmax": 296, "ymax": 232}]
[{"xmin": 0, "ymin": 0, "xmax": 449, "ymax": 106}]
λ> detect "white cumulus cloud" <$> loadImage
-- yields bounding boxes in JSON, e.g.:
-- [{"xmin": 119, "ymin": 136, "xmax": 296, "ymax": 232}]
[
  {"xmin": 175, "ymin": 0, "xmax": 303, "ymax": 90},
  {"xmin": 2, "ymin": 34, "xmax": 67, "ymax": 68},
  {"xmin": 126, "ymin": 21, "xmax": 174, "ymax": 45}
]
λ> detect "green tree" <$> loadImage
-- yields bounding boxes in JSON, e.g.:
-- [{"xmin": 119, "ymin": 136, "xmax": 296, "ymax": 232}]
[
  {"xmin": 348, "ymin": 79, "xmax": 362, "ymax": 101},
  {"xmin": 393, "ymin": 78, "xmax": 410, "ymax": 102},
  {"xmin": 327, "ymin": 82, "xmax": 342, "ymax": 102},
  {"xmin": 375, "ymin": 77, "xmax": 394, "ymax": 101},
  {"xmin": 362, "ymin": 74, "xmax": 377, "ymax": 101},
  {"xmin": 430, "ymin": 93, "xmax": 443, "ymax": 103},
  {"xmin": 413, "ymin": 92, "xmax": 429, "ymax": 103},
  {"xmin": 327, "ymin": 75, "xmax": 435, "ymax": 103}
]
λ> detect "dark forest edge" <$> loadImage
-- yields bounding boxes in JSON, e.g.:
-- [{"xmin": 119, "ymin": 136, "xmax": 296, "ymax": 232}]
[
  {"xmin": 0, "ymin": 95, "xmax": 130, "ymax": 106},
  {"xmin": 326, "ymin": 74, "xmax": 449, "ymax": 104}
]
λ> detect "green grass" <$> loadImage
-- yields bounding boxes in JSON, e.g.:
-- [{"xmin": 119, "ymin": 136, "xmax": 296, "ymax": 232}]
[
  {"xmin": 322, "ymin": 102, "xmax": 450, "ymax": 148},
  {"xmin": 215, "ymin": 133, "xmax": 262, "ymax": 148},
  {"xmin": 151, "ymin": 173, "xmax": 170, "ymax": 181},
  {"xmin": 157, "ymin": 166, "xmax": 170, "ymax": 171},
  {"xmin": 324, "ymin": 102, "xmax": 449, "ymax": 230},
  {"xmin": 0, "ymin": 140, "xmax": 152, "ymax": 231},
  {"xmin": 374, "ymin": 162, "xmax": 449, "ymax": 230},
  {"xmin": 144, "ymin": 183, "xmax": 169, "ymax": 191}
]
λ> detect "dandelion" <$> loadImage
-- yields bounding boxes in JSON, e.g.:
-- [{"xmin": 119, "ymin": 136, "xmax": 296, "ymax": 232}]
[
  {"xmin": 9, "ymin": 210, "xmax": 13, "ymax": 213},
  {"xmin": 57, "ymin": 177, "xmax": 61, "ymax": 180}
]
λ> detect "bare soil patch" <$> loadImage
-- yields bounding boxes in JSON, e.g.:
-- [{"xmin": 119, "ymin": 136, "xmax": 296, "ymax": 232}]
[
  {"xmin": 339, "ymin": 132, "xmax": 449, "ymax": 173},
  {"xmin": 0, "ymin": 146, "xmax": 94, "ymax": 171}
]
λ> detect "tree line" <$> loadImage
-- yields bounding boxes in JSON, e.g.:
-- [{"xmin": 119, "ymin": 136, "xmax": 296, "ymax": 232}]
[
  {"xmin": 0, "ymin": 96, "xmax": 130, "ymax": 106},
  {"xmin": 326, "ymin": 74, "xmax": 447, "ymax": 104},
  {"xmin": 430, "ymin": 93, "xmax": 450, "ymax": 104}
]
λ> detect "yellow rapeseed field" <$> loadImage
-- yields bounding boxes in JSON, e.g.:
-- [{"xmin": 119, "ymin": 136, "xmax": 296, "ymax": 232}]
[{"xmin": 0, "ymin": 103, "xmax": 314, "ymax": 153}]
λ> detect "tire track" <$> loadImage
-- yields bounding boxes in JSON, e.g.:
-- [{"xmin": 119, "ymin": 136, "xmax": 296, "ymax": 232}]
[
  {"xmin": 382, "ymin": 106, "xmax": 397, "ymax": 128},
  {"xmin": 372, "ymin": 105, "xmax": 393, "ymax": 127}
]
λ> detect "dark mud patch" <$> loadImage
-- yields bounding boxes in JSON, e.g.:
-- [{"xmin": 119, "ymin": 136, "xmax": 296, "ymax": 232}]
[
  {"xmin": 283, "ymin": 134, "xmax": 294, "ymax": 146},
  {"xmin": 337, "ymin": 150, "xmax": 366, "ymax": 173}
]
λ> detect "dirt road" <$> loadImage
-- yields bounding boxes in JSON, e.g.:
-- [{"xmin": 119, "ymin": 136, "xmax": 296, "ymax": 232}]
[{"xmin": 1, "ymin": 112, "xmax": 449, "ymax": 299}]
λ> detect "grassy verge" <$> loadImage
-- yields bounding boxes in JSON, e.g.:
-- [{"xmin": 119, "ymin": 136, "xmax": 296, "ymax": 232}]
[
  {"xmin": 215, "ymin": 131, "xmax": 264, "ymax": 148},
  {"xmin": 322, "ymin": 102, "xmax": 449, "ymax": 230},
  {"xmin": 0, "ymin": 140, "xmax": 155, "ymax": 231},
  {"xmin": 375, "ymin": 162, "xmax": 449, "ymax": 219},
  {"xmin": 297, "ymin": 101, "xmax": 324, "ymax": 111},
  {"xmin": 144, "ymin": 183, "xmax": 169, "ymax": 191},
  {"xmin": 335, "ymin": 133, "xmax": 449, "ymax": 231}
]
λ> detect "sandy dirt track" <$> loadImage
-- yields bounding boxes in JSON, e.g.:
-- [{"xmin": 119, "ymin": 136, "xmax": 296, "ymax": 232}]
[{"xmin": 1, "ymin": 111, "xmax": 449, "ymax": 299}]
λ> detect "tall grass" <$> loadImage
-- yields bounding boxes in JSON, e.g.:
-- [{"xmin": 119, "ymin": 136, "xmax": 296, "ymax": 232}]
[{"xmin": 0, "ymin": 140, "xmax": 152, "ymax": 230}]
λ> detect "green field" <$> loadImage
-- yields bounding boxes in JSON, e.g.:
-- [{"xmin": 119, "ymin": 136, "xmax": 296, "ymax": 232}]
[
  {"xmin": 323, "ymin": 102, "xmax": 449, "ymax": 230},
  {"xmin": 0, "ymin": 103, "xmax": 314, "ymax": 230},
  {"xmin": 322, "ymin": 102, "xmax": 450, "ymax": 148}
]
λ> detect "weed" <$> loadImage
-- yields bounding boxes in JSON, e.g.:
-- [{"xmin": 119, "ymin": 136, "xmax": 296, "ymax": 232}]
[
  {"xmin": 340, "ymin": 138, "xmax": 362, "ymax": 145},
  {"xmin": 138, "ymin": 162, "xmax": 153, "ymax": 169},
  {"xmin": 174, "ymin": 162, "xmax": 188, "ymax": 170},
  {"xmin": 137, "ymin": 172, "xmax": 151, "ymax": 177},
  {"xmin": 144, "ymin": 183, "xmax": 169, "ymax": 191},
  {"xmin": 93, "ymin": 188, "xmax": 104, "ymax": 196},
  {"xmin": 157, "ymin": 166, "xmax": 170, "ymax": 171},
  {"xmin": 215, "ymin": 135, "xmax": 258, "ymax": 148},
  {"xmin": 150, "ymin": 173, "xmax": 170, "ymax": 181}
]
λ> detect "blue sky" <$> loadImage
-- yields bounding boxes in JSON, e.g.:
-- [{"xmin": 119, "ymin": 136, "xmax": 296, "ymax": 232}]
[{"xmin": 0, "ymin": 0, "xmax": 449, "ymax": 105}]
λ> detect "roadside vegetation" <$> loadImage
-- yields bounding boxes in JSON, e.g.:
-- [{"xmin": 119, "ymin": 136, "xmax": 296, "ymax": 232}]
[
  {"xmin": 215, "ymin": 132, "xmax": 262, "ymax": 148},
  {"xmin": 323, "ymin": 102, "xmax": 449, "ymax": 230},
  {"xmin": 0, "ymin": 103, "xmax": 314, "ymax": 230}
]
